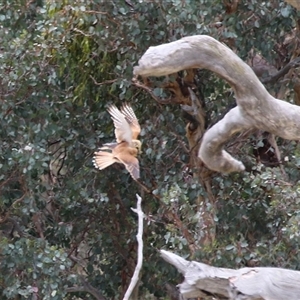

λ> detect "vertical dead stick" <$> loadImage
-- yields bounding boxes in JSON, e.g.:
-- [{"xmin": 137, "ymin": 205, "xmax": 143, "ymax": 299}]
[{"xmin": 123, "ymin": 194, "xmax": 144, "ymax": 300}]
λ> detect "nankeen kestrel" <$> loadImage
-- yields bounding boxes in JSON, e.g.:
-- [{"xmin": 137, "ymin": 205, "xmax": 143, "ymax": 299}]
[{"xmin": 93, "ymin": 104, "xmax": 141, "ymax": 180}]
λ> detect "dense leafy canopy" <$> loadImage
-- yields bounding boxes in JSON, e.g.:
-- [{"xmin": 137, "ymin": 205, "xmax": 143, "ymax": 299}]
[{"xmin": 0, "ymin": 0, "xmax": 300, "ymax": 299}]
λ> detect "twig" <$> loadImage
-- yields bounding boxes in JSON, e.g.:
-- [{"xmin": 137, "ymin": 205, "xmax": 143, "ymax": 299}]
[
  {"xmin": 132, "ymin": 77, "xmax": 171, "ymax": 105},
  {"xmin": 267, "ymin": 133, "xmax": 286, "ymax": 177},
  {"xmin": 134, "ymin": 181, "xmax": 197, "ymax": 254},
  {"xmin": 84, "ymin": 10, "xmax": 108, "ymax": 15},
  {"xmin": 262, "ymin": 57, "xmax": 300, "ymax": 84},
  {"xmin": 90, "ymin": 75, "xmax": 117, "ymax": 86},
  {"xmin": 123, "ymin": 194, "xmax": 144, "ymax": 300},
  {"xmin": 66, "ymin": 276, "xmax": 106, "ymax": 300},
  {"xmin": 72, "ymin": 28, "xmax": 93, "ymax": 37},
  {"xmin": 135, "ymin": 179, "xmax": 160, "ymax": 201}
]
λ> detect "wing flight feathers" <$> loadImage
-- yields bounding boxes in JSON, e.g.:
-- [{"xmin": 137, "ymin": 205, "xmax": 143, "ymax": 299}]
[
  {"xmin": 120, "ymin": 103, "xmax": 141, "ymax": 140},
  {"xmin": 93, "ymin": 151, "xmax": 117, "ymax": 170},
  {"xmin": 107, "ymin": 105, "xmax": 132, "ymax": 143}
]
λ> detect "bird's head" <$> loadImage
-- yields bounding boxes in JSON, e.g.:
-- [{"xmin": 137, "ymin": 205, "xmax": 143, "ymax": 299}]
[{"xmin": 132, "ymin": 140, "xmax": 142, "ymax": 154}]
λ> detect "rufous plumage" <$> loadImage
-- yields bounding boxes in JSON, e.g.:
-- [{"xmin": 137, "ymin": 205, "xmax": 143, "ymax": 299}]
[{"xmin": 93, "ymin": 104, "xmax": 141, "ymax": 180}]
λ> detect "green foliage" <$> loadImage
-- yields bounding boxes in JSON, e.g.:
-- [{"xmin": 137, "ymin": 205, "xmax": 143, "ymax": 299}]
[
  {"xmin": 0, "ymin": 0, "xmax": 299, "ymax": 299},
  {"xmin": 0, "ymin": 238, "xmax": 71, "ymax": 299}
]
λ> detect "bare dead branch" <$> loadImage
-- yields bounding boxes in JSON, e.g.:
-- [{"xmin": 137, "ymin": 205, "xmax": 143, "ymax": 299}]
[
  {"xmin": 132, "ymin": 77, "xmax": 172, "ymax": 104},
  {"xmin": 123, "ymin": 194, "xmax": 144, "ymax": 300},
  {"xmin": 134, "ymin": 35, "xmax": 300, "ymax": 173},
  {"xmin": 160, "ymin": 250, "xmax": 300, "ymax": 300},
  {"xmin": 90, "ymin": 75, "xmax": 117, "ymax": 86}
]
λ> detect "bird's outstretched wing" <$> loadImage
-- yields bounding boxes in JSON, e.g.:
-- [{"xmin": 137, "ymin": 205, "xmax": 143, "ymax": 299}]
[
  {"xmin": 120, "ymin": 103, "xmax": 141, "ymax": 140},
  {"xmin": 107, "ymin": 105, "xmax": 132, "ymax": 143},
  {"xmin": 117, "ymin": 152, "xmax": 140, "ymax": 180}
]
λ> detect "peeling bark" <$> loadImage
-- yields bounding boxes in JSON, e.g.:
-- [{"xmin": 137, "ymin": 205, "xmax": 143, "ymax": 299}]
[
  {"xmin": 160, "ymin": 250, "xmax": 300, "ymax": 300},
  {"xmin": 134, "ymin": 35, "xmax": 300, "ymax": 173}
]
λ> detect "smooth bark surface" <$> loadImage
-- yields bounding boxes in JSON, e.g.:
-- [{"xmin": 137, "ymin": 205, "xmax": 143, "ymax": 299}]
[
  {"xmin": 134, "ymin": 35, "xmax": 300, "ymax": 173},
  {"xmin": 160, "ymin": 250, "xmax": 300, "ymax": 300}
]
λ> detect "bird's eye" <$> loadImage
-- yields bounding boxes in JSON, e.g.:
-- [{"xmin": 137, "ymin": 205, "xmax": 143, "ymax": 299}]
[{"xmin": 134, "ymin": 142, "xmax": 142, "ymax": 152}]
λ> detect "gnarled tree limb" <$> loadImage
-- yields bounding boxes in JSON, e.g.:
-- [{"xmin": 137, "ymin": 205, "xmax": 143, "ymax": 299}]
[
  {"xmin": 160, "ymin": 250, "xmax": 300, "ymax": 300},
  {"xmin": 134, "ymin": 35, "xmax": 300, "ymax": 173}
]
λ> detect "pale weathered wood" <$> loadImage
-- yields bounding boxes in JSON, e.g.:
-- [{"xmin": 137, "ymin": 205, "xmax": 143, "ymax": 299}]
[
  {"xmin": 160, "ymin": 250, "xmax": 300, "ymax": 300},
  {"xmin": 133, "ymin": 35, "xmax": 300, "ymax": 173}
]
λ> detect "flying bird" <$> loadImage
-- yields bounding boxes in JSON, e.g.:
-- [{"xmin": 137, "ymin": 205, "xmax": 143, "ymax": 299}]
[{"xmin": 93, "ymin": 103, "xmax": 141, "ymax": 180}]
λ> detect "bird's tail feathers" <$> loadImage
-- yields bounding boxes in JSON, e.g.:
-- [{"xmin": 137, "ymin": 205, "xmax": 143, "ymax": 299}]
[{"xmin": 93, "ymin": 151, "xmax": 117, "ymax": 170}]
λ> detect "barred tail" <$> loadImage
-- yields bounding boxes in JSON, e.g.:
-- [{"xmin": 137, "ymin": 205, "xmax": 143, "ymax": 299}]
[{"xmin": 93, "ymin": 151, "xmax": 117, "ymax": 170}]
